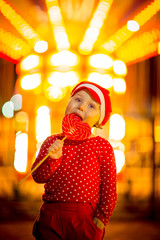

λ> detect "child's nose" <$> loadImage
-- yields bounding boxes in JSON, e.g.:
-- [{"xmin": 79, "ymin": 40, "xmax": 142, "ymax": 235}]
[{"xmin": 78, "ymin": 103, "xmax": 86, "ymax": 111}]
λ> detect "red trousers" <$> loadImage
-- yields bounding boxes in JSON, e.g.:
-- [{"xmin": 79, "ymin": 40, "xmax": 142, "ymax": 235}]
[{"xmin": 33, "ymin": 202, "xmax": 105, "ymax": 240}]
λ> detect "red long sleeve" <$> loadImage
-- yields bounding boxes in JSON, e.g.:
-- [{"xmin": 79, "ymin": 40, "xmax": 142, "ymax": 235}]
[{"xmin": 31, "ymin": 135, "xmax": 117, "ymax": 225}]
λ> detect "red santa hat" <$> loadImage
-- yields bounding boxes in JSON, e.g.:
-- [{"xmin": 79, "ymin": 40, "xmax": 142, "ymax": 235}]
[{"xmin": 71, "ymin": 81, "xmax": 112, "ymax": 126}]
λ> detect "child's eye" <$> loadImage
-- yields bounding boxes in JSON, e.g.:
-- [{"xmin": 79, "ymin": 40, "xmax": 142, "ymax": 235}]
[
  {"xmin": 75, "ymin": 98, "xmax": 81, "ymax": 102},
  {"xmin": 89, "ymin": 104, "xmax": 95, "ymax": 109}
]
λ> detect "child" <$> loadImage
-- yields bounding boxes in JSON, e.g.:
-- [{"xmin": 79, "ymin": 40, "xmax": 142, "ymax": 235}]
[{"xmin": 32, "ymin": 81, "xmax": 117, "ymax": 240}]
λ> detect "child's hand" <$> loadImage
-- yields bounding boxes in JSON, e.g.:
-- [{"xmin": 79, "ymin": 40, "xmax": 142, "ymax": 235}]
[
  {"xmin": 48, "ymin": 139, "xmax": 63, "ymax": 159},
  {"xmin": 93, "ymin": 217, "xmax": 104, "ymax": 229}
]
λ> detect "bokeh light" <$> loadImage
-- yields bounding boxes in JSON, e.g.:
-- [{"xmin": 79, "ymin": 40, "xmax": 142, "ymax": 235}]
[
  {"xmin": 10, "ymin": 94, "xmax": 22, "ymax": 111},
  {"xmin": 2, "ymin": 101, "xmax": 14, "ymax": 118},
  {"xmin": 109, "ymin": 114, "xmax": 125, "ymax": 140}
]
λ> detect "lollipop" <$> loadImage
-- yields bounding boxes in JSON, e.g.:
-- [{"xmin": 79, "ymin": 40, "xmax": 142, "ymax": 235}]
[
  {"xmin": 62, "ymin": 113, "xmax": 91, "ymax": 140},
  {"xmin": 18, "ymin": 113, "xmax": 91, "ymax": 185}
]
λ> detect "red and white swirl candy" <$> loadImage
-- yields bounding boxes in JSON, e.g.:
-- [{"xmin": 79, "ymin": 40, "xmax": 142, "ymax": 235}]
[{"xmin": 62, "ymin": 113, "xmax": 91, "ymax": 140}]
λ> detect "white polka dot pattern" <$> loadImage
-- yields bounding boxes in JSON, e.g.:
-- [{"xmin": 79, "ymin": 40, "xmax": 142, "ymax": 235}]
[{"xmin": 31, "ymin": 134, "xmax": 117, "ymax": 225}]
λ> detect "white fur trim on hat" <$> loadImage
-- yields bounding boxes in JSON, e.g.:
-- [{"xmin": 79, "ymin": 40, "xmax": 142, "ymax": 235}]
[{"xmin": 74, "ymin": 83, "xmax": 105, "ymax": 125}]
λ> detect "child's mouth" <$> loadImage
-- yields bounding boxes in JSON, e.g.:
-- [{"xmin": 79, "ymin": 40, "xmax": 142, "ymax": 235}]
[{"xmin": 73, "ymin": 113, "xmax": 83, "ymax": 121}]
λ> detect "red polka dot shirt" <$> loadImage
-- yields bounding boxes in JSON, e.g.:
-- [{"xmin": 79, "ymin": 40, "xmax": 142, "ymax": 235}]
[{"xmin": 31, "ymin": 134, "xmax": 117, "ymax": 225}]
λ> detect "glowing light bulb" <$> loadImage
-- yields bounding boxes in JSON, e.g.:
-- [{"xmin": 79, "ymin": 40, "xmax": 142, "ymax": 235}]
[
  {"xmin": 20, "ymin": 54, "xmax": 41, "ymax": 71},
  {"xmin": 34, "ymin": 40, "xmax": 48, "ymax": 53},
  {"xmin": 113, "ymin": 78, "xmax": 126, "ymax": 94},
  {"xmin": 49, "ymin": 51, "xmax": 78, "ymax": 67},
  {"xmin": 127, "ymin": 20, "xmax": 140, "ymax": 32},
  {"xmin": 2, "ymin": 101, "xmax": 14, "ymax": 118},
  {"xmin": 109, "ymin": 114, "xmax": 125, "ymax": 140},
  {"xmin": 89, "ymin": 54, "xmax": 113, "ymax": 69},
  {"xmin": 20, "ymin": 73, "xmax": 41, "ymax": 90},
  {"xmin": 10, "ymin": 94, "xmax": 22, "ymax": 111},
  {"xmin": 14, "ymin": 132, "xmax": 28, "ymax": 173},
  {"xmin": 113, "ymin": 60, "xmax": 127, "ymax": 76},
  {"xmin": 114, "ymin": 150, "xmax": 125, "ymax": 174}
]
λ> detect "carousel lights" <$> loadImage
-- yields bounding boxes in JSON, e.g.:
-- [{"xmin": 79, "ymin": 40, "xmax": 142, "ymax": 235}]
[
  {"xmin": 88, "ymin": 54, "xmax": 113, "ymax": 69},
  {"xmin": 113, "ymin": 78, "xmax": 126, "ymax": 94},
  {"xmin": 19, "ymin": 54, "xmax": 42, "ymax": 72},
  {"xmin": 2, "ymin": 101, "xmax": 14, "ymax": 118},
  {"xmin": 114, "ymin": 149, "xmax": 125, "ymax": 174},
  {"xmin": 14, "ymin": 132, "xmax": 28, "ymax": 173},
  {"xmin": 46, "ymin": 1, "xmax": 70, "ymax": 50},
  {"xmin": 48, "ymin": 51, "xmax": 79, "ymax": 67},
  {"xmin": 113, "ymin": 60, "xmax": 127, "ymax": 76},
  {"xmin": 109, "ymin": 114, "xmax": 125, "ymax": 141},
  {"xmin": 10, "ymin": 94, "xmax": 22, "ymax": 111},
  {"xmin": 88, "ymin": 72, "xmax": 113, "ymax": 89},
  {"xmin": 0, "ymin": 0, "xmax": 43, "ymax": 46},
  {"xmin": 20, "ymin": 73, "xmax": 41, "ymax": 90},
  {"xmin": 47, "ymin": 71, "xmax": 79, "ymax": 87},
  {"xmin": 34, "ymin": 40, "xmax": 48, "ymax": 53},
  {"xmin": 36, "ymin": 106, "xmax": 51, "ymax": 143},
  {"xmin": 127, "ymin": 20, "xmax": 140, "ymax": 32},
  {"xmin": 116, "ymin": 29, "xmax": 160, "ymax": 64},
  {"xmin": 44, "ymin": 85, "xmax": 66, "ymax": 102},
  {"xmin": 0, "ymin": 27, "xmax": 31, "ymax": 58},
  {"xmin": 102, "ymin": 0, "xmax": 160, "ymax": 53},
  {"xmin": 79, "ymin": 0, "xmax": 114, "ymax": 54}
]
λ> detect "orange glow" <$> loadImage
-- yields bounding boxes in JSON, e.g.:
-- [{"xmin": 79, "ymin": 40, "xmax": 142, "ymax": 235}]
[
  {"xmin": 102, "ymin": 0, "xmax": 160, "ymax": 53},
  {"xmin": 46, "ymin": 0, "xmax": 70, "ymax": 50},
  {"xmin": 155, "ymin": 125, "xmax": 160, "ymax": 142},
  {"xmin": 79, "ymin": 0, "xmax": 114, "ymax": 54},
  {"xmin": 0, "ymin": 0, "xmax": 43, "ymax": 45},
  {"xmin": 116, "ymin": 28, "xmax": 160, "ymax": 64},
  {"xmin": 0, "ymin": 27, "xmax": 31, "ymax": 57}
]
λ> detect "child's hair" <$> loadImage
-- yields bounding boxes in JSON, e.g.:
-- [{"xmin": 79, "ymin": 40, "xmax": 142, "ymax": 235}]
[{"xmin": 71, "ymin": 81, "xmax": 112, "ymax": 126}]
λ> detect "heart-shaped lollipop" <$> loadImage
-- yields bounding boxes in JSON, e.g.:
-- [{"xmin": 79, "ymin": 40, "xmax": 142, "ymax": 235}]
[{"xmin": 62, "ymin": 113, "xmax": 91, "ymax": 140}]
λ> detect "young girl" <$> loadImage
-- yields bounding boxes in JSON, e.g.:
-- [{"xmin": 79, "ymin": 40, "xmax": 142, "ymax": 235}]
[{"xmin": 32, "ymin": 81, "xmax": 117, "ymax": 240}]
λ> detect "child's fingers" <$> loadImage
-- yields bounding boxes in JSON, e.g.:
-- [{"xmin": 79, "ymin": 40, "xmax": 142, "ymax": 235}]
[{"xmin": 48, "ymin": 140, "xmax": 63, "ymax": 154}]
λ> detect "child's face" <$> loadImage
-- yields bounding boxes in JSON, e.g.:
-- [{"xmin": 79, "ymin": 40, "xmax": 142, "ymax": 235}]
[{"xmin": 65, "ymin": 89, "xmax": 100, "ymax": 128}]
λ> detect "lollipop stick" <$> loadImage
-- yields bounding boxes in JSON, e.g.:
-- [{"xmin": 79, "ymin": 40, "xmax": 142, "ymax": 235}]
[{"xmin": 18, "ymin": 136, "xmax": 66, "ymax": 186}]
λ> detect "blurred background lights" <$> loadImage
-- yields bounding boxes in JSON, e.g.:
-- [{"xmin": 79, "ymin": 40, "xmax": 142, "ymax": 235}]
[
  {"xmin": 113, "ymin": 78, "xmax": 126, "ymax": 94},
  {"xmin": 113, "ymin": 60, "xmax": 127, "ymax": 75},
  {"xmin": 2, "ymin": 101, "xmax": 14, "ymax": 118},
  {"xmin": 20, "ymin": 73, "xmax": 41, "ymax": 90},
  {"xmin": 114, "ymin": 149, "xmax": 125, "ymax": 174},
  {"xmin": 10, "ymin": 94, "xmax": 22, "ymax": 111},
  {"xmin": 34, "ymin": 40, "xmax": 48, "ymax": 53},
  {"xmin": 14, "ymin": 132, "xmax": 28, "ymax": 173},
  {"xmin": 20, "ymin": 54, "xmax": 41, "ymax": 71},
  {"xmin": 158, "ymin": 42, "xmax": 160, "ymax": 54},
  {"xmin": 89, "ymin": 54, "xmax": 113, "ymax": 69},
  {"xmin": 109, "ymin": 114, "xmax": 125, "ymax": 140},
  {"xmin": 127, "ymin": 20, "xmax": 140, "ymax": 32},
  {"xmin": 47, "ymin": 71, "xmax": 79, "ymax": 87},
  {"xmin": 36, "ymin": 106, "xmax": 51, "ymax": 143},
  {"xmin": 49, "ymin": 51, "xmax": 78, "ymax": 67},
  {"xmin": 45, "ymin": 85, "xmax": 66, "ymax": 102},
  {"xmin": 88, "ymin": 72, "xmax": 113, "ymax": 89},
  {"xmin": 155, "ymin": 125, "xmax": 160, "ymax": 142}
]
